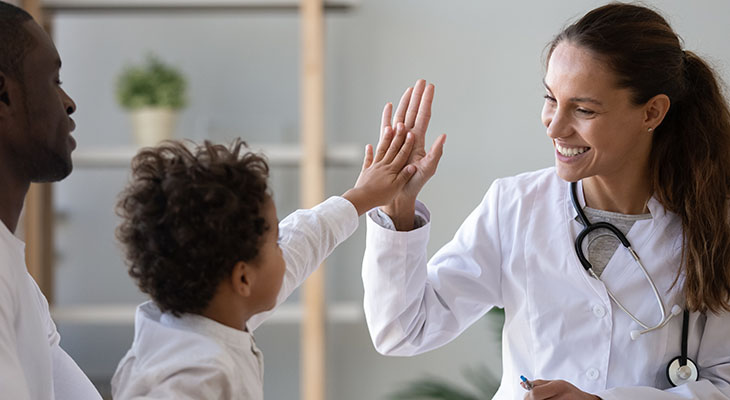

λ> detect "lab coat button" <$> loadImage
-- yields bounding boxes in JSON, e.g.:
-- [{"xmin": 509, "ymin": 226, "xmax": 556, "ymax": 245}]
[
  {"xmin": 586, "ymin": 368, "xmax": 600, "ymax": 380},
  {"xmin": 592, "ymin": 304, "xmax": 606, "ymax": 318}
]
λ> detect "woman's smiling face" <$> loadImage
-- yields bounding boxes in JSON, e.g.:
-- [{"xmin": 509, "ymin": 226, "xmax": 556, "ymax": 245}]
[{"xmin": 541, "ymin": 42, "xmax": 653, "ymax": 184}]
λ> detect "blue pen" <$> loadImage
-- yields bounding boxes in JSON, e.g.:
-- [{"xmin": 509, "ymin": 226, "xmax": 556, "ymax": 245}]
[{"xmin": 520, "ymin": 375, "xmax": 534, "ymax": 391}]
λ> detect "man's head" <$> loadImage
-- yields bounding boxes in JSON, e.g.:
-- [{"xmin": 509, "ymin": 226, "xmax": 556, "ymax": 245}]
[{"xmin": 0, "ymin": 1, "xmax": 77, "ymax": 183}]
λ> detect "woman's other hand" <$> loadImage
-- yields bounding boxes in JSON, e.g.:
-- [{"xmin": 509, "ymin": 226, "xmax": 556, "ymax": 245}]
[{"xmin": 524, "ymin": 379, "xmax": 601, "ymax": 400}]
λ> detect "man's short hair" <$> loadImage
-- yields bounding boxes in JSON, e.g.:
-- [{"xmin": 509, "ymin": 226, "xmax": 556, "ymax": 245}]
[{"xmin": 0, "ymin": 1, "xmax": 35, "ymax": 81}]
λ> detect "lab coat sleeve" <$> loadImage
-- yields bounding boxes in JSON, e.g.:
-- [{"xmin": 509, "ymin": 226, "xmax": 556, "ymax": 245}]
[
  {"xmin": 362, "ymin": 181, "xmax": 504, "ymax": 356},
  {"xmin": 597, "ymin": 312, "xmax": 730, "ymax": 400},
  {"xmin": 247, "ymin": 196, "xmax": 359, "ymax": 330}
]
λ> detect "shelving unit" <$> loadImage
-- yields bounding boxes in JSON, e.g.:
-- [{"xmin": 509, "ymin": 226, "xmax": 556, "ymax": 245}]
[
  {"xmin": 21, "ymin": 1, "xmax": 360, "ymax": 399},
  {"xmin": 70, "ymin": 144, "xmax": 362, "ymax": 168},
  {"xmin": 51, "ymin": 302, "xmax": 363, "ymax": 325},
  {"xmin": 41, "ymin": 0, "xmax": 357, "ymax": 12}
]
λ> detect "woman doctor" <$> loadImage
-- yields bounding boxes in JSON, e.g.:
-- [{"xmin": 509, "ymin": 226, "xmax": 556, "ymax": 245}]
[{"xmin": 362, "ymin": 3, "xmax": 730, "ymax": 400}]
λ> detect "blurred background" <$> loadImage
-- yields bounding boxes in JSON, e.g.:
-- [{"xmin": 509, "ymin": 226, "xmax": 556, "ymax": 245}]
[{"xmin": 12, "ymin": 0, "xmax": 730, "ymax": 399}]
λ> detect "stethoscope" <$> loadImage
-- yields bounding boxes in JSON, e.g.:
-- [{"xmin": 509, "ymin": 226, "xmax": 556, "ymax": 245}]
[{"xmin": 570, "ymin": 181, "xmax": 698, "ymax": 387}]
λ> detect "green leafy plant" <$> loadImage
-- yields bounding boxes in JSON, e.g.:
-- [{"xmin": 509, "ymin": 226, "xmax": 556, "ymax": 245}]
[
  {"xmin": 388, "ymin": 365, "xmax": 501, "ymax": 400},
  {"xmin": 387, "ymin": 308, "xmax": 505, "ymax": 400},
  {"xmin": 117, "ymin": 55, "xmax": 186, "ymax": 110}
]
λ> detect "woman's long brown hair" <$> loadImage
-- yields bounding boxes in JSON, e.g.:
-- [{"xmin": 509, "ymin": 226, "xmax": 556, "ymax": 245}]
[{"xmin": 549, "ymin": 3, "xmax": 730, "ymax": 313}]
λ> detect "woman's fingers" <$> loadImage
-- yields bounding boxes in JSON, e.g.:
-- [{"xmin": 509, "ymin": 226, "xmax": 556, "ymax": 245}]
[
  {"xmin": 393, "ymin": 86, "xmax": 413, "ymax": 125},
  {"xmin": 405, "ymin": 79, "xmax": 426, "ymax": 129},
  {"xmin": 374, "ymin": 126, "xmax": 394, "ymax": 162},
  {"xmin": 422, "ymin": 133, "xmax": 446, "ymax": 175},
  {"xmin": 413, "ymin": 83, "xmax": 434, "ymax": 136}
]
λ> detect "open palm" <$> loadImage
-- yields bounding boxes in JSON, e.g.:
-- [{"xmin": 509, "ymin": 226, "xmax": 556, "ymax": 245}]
[{"xmin": 379, "ymin": 79, "xmax": 446, "ymax": 225}]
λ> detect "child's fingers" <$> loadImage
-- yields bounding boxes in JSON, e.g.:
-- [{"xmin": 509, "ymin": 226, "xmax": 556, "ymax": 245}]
[
  {"xmin": 394, "ymin": 164, "xmax": 417, "ymax": 187},
  {"xmin": 374, "ymin": 126, "xmax": 394, "ymax": 162},
  {"xmin": 382, "ymin": 123, "xmax": 408, "ymax": 163},
  {"xmin": 390, "ymin": 131, "xmax": 414, "ymax": 169},
  {"xmin": 380, "ymin": 102, "xmax": 393, "ymax": 141},
  {"xmin": 361, "ymin": 144, "xmax": 373, "ymax": 170}
]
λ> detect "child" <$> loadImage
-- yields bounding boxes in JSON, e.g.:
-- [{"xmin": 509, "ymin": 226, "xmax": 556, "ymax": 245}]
[{"xmin": 111, "ymin": 125, "xmax": 424, "ymax": 399}]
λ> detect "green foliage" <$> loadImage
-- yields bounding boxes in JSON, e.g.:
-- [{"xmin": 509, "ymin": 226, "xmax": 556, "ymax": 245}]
[
  {"xmin": 387, "ymin": 365, "xmax": 500, "ymax": 400},
  {"xmin": 387, "ymin": 308, "xmax": 505, "ymax": 400},
  {"xmin": 117, "ymin": 55, "xmax": 186, "ymax": 110}
]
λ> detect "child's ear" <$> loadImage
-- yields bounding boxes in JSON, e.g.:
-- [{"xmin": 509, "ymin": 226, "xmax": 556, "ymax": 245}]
[{"xmin": 231, "ymin": 260, "xmax": 254, "ymax": 298}]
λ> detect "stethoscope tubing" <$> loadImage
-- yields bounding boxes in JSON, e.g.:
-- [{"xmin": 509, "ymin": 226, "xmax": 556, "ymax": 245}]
[{"xmin": 570, "ymin": 182, "xmax": 671, "ymax": 333}]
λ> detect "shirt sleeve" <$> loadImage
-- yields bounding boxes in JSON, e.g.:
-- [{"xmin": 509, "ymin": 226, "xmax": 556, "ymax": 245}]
[
  {"xmin": 0, "ymin": 269, "xmax": 31, "ymax": 400},
  {"xmin": 28, "ymin": 275, "xmax": 102, "ymax": 400},
  {"xmin": 362, "ymin": 181, "xmax": 505, "ymax": 356},
  {"xmin": 247, "ymin": 196, "xmax": 359, "ymax": 330},
  {"xmin": 597, "ymin": 311, "xmax": 730, "ymax": 400},
  {"xmin": 52, "ymin": 346, "xmax": 103, "ymax": 400},
  {"xmin": 119, "ymin": 366, "xmax": 234, "ymax": 400}
]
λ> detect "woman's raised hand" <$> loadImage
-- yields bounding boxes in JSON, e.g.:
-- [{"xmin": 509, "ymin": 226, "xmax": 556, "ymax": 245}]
[{"xmin": 380, "ymin": 79, "xmax": 446, "ymax": 231}]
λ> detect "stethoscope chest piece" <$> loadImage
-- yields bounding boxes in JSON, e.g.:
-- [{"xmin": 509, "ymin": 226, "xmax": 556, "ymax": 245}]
[{"xmin": 666, "ymin": 356, "xmax": 698, "ymax": 387}]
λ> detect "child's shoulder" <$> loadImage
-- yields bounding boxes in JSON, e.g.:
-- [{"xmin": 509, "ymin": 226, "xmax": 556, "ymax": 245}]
[{"xmin": 130, "ymin": 302, "xmax": 259, "ymax": 376}]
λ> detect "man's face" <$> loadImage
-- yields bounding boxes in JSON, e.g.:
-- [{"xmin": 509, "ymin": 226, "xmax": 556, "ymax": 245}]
[{"xmin": 1, "ymin": 20, "xmax": 77, "ymax": 183}]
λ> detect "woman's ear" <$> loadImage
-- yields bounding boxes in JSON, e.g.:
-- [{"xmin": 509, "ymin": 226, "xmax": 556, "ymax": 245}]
[
  {"xmin": 644, "ymin": 93, "xmax": 671, "ymax": 131},
  {"xmin": 231, "ymin": 260, "xmax": 254, "ymax": 298}
]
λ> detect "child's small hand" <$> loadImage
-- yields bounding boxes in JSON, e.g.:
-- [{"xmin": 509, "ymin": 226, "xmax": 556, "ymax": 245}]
[{"xmin": 343, "ymin": 123, "xmax": 417, "ymax": 216}]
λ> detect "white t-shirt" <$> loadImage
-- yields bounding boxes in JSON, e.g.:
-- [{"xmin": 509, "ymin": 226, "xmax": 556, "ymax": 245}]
[
  {"xmin": 112, "ymin": 196, "xmax": 359, "ymax": 400},
  {"xmin": 0, "ymin": 221, "xmax": 102, "ymax": 400}
]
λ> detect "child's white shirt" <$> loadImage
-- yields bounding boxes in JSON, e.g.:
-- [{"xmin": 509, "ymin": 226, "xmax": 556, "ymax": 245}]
[{"xmin": 112, "ymin": 196, "xmax": 359, "ymax": 399}]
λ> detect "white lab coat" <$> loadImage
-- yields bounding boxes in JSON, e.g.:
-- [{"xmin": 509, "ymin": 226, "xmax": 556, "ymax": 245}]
[{"xmin": 362, "ymin": 167, "xmax": 730, "ymax": 400}]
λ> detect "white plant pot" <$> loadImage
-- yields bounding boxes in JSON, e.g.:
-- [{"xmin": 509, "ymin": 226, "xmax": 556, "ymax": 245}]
[{"xmin": 130, "ymin": 107, "xmax": 178, "ymax": 147}]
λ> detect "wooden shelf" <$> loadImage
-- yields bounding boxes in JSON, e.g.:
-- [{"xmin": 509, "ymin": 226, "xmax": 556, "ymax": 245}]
[
  {"xmin": 71, "ymin": 143, "xmax": 362, "ymax": 168},
  {"xmin": 42, "ymin": 0, "xmax": 358, "ymax": 12},
  {"xmin": 51, "ymin": 301, "xmax": 362, "ymax": 325}
]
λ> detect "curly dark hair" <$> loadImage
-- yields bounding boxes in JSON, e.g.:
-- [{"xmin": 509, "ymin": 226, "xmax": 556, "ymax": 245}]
[{"xmin": 116, "ymin": 139, "xmax": 270, "ymax": 316}]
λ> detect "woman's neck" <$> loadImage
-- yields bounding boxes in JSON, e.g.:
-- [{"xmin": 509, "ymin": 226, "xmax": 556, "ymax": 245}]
[{"xmin": 582, "ymin": 172, "xmax": 652, "ymax": 215}]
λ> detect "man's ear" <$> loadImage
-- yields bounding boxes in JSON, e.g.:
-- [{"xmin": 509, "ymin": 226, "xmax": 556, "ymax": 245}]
[{"xmin": 231, "ymin": 261, "xmax": 255, "ymax": 298}]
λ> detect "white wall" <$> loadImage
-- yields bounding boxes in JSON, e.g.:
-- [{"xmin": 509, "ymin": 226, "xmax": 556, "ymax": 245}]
[{"xmin": 51, "ymin": 1, "xmax": 730, "ymax": 398}]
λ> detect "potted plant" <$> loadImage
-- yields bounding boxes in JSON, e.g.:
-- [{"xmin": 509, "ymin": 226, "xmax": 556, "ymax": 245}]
[
  {"xmin": 117, "ymin": 55, "xmax": 187, "ymax": 147},
  {"xmin": 387, "ymin": 308, "xmax": 505, "ymax": 400}
]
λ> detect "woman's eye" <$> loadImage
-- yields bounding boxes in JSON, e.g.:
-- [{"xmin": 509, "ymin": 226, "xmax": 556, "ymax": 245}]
[
  {"xmin": 543, "ymin": 94, "xmax": 556, "ymax": 102},
  {"xmin": 576, "ymin": 108, "xmax": 596, "ymax": 116}
]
